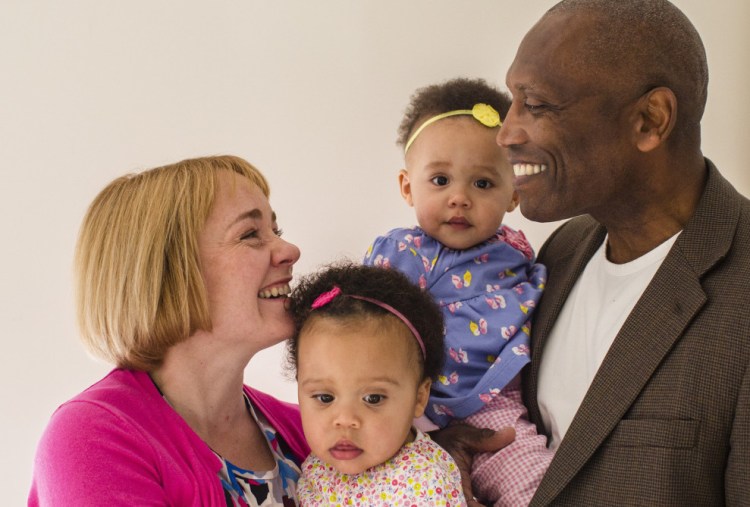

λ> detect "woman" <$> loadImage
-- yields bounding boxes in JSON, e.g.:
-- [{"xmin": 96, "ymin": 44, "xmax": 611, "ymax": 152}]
[
  {"xmin": 29, "ymin": 156, "xmax": 307, "ymax": 505},
  {"xmin": 29, "ymin": 155, "xmax": 511, "ymax": 506}
]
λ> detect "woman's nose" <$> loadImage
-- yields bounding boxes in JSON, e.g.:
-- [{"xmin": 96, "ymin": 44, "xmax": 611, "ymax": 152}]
[{"xmin": 272, "ymin": 237, "xmax": 301, "ymax": 267}]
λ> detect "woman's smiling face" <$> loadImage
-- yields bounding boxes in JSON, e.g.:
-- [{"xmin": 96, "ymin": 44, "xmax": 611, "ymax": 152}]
[{"xmin": 197, "ymin": 170, "xmax": 300, "ymax": 352}]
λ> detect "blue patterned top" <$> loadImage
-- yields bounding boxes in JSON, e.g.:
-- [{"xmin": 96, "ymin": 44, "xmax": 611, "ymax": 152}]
[{"xmin": 364, "ymin": 225, "xmax": 546, "ymax": 427}]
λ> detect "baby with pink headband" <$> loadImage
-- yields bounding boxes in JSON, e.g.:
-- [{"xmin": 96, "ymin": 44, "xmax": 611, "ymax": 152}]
[{"xmin": 287, "ymin": 262, "xmax": 466, "ymax": 506}]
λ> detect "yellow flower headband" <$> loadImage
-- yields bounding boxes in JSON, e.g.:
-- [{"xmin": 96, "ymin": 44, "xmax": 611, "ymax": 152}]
[{"xmin": 404, "ymin": 103, "xmax": 502, "ymax": 154}]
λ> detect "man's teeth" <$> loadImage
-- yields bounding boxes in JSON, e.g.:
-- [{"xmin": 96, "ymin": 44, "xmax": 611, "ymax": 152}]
[
  {"xmin": 513, "ymin": 163, "xmax": 548, "ymax": 176},
  {"xmin": 258, "ymin": 284, "xmax": 292, "ymax": 299}
]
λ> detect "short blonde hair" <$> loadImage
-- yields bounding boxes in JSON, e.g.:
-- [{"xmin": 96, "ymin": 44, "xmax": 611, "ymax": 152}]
[{"xmin": 75, "ymin": 155, "xmax": 270, "ymax": 371}]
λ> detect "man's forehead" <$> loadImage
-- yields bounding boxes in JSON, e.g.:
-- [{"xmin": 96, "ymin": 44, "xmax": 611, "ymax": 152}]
[
  {"xmin": 527, "ymin": 12, "xmax": 597, "ymax": 60},
  {"xmin": 508, "ymin": 12, "xmax": 611, "ymax": 92}
]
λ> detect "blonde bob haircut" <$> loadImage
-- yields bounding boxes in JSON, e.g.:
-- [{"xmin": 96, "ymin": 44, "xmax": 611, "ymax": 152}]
[{"xmin": 75, "ymin": 155, "xmax": 270, "ymax": 371}]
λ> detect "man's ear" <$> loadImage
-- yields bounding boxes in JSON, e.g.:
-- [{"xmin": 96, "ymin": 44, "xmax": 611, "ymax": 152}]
[
  {"xmin": 398, "ymin": 169, "xmax": 414, "ymax": 206},
  {"xmin": 633, "ymin": 87, "xmax": 677, "ymax": 153},
  {"xmin": 507, "ymin": 190, "xmax": 520, "ymax": 213},
  {"xmin": 413, "ymin": 378, "xmax": 431, "ymax": 418}
]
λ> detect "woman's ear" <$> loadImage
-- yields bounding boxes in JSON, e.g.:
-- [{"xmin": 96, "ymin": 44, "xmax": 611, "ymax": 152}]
[
  {"xmin": 507, "ymin": 190, "xmax": 520, "ymax": 213},
  {"xmin": 399, "ymin": 169, "xmax": 414, "ymax": 207},
  {"xmin": 633, "ymin": 87, "xmax": 677, "ymax": 153},
  {"xmin": 413, "ymin": 377, "xmax": 431, "ymax": 418}
]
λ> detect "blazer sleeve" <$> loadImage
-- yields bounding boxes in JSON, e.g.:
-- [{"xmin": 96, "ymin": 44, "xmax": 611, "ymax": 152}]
[{"xmin": 726, "ymin": 358, "xmax": 750, "ymax": 504}]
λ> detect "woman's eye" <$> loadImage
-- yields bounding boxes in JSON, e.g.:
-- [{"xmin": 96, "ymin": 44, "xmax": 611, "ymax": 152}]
[
  {"xmin": 273, "ymin": 228, "xmax": 284, "ymax": 238},
  {"xmin": 430, "ymin": 176, "xmax": 449, "ymax": 186},
  {"xmin": 313, "ymin": 394, "xmax": 334, "ymax": 404},
  {"xmin": 363, "ymin": 394, "xmax": 385, "ymax": 405},
  {"xmin": 240, "ymin": 229, "xmax": 258, "ymax": 241},
  {"xmin": 475, "ymin": 179, "xmax": 493, "ymax": 189}
]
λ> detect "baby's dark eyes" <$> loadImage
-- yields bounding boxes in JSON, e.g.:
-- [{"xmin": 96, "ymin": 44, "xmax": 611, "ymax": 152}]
[
  {"xmin": 430, "ymin": 175, "xmax": 449, "ymax": 186},
  {"xmin": 474, "ymin": 179, "xmax": 493, "ymax": 189},
  {"xmin": 363, "ymin": 394, "xmax": 385, "ymax": 405},
  {"xmin": 313, "ymin": 394, "xmax": 334, "ymax": 404}
]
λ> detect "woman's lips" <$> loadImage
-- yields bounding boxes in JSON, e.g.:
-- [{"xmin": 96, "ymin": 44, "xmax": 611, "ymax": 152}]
[{"xmin": 258, "ymin": 281, "xmax": 292, "ymax": 299}]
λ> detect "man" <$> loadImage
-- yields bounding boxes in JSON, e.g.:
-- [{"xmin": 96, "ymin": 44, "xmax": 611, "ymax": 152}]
[{"xmin": 498, "ymin": 0, "xmax": 750, "ymax": 505}]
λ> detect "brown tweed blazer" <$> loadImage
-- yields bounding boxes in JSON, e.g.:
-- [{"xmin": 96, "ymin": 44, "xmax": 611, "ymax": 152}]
[{"xmin": 525, "ymin": 160, "xmax": 750, "ymax": 506}]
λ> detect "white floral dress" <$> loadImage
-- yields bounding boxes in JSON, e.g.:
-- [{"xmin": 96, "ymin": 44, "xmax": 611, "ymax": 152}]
[{"xmin": 297, "ymin": 430, "xmax": 466, "ymax": 506}]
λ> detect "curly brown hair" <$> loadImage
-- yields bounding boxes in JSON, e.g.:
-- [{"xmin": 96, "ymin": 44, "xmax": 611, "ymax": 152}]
[
  {"xmin": 287, "ymin": 261, "xmax": 445, "ymax": 381},
  {"xmin": 396, "ymin": 77, "xmax": 511, "ymax": 149}
]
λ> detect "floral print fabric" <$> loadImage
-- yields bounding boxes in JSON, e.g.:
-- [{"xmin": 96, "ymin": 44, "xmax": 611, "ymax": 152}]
[
  {"xmin": 297, "ymin": 430, "xmax": 465, "ymax": 506},
  {"xmin": 219, "ymin": 398, "xmax": 302, "ymax": 506}
]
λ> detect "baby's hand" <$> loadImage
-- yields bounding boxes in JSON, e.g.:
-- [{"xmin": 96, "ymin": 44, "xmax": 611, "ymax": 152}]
[{"xmin": 430, "ymin": 424, "xmax": 515, "ymax": 506}]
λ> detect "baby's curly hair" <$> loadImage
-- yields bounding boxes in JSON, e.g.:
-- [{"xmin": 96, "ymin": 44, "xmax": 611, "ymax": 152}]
[
  {"xmin": 397, "ymin": 77, "xmax": 511, "ymax": 149},
  {"xmin": 287, "ymin": 262, "xmax": 444, "ymax": 381}
]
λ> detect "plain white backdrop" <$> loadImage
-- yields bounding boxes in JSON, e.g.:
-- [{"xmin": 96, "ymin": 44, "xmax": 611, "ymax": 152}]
[{"xmin": 1, "ymin": 1, "xmax": 747, "ymax": 503}]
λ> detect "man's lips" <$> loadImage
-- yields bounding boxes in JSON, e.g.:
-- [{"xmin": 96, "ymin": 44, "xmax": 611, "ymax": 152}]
[
  {"xmin": 329, "ymin": 440, "xmax": 363, "ymax": 460},
  {"xmin": 513, "ymin": 163, "xmax": 548, "ymax": 177}
]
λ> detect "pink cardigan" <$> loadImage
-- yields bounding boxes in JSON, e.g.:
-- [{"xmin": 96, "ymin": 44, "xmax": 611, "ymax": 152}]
[{"xmin": 29, "ymin": 368, "xmax": 309, "ymax": 506}]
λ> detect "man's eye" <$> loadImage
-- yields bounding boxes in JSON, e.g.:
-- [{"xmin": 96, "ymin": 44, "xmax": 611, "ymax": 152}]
[
  {"xmin": 524, "ymin": 100, "xmax": 547, "ymax": 113},
  {"xmin": 475, "ymin": 179, "xmax": 493, "ymax": 189},
  {"xmin": 363, "ymin": 394, "xmax": 385, "ymax": 405},
  {"xmin": 313, "ymin": 394, "xmax": 334, "ymax": 404},
  {"xmin": 430, "ymin": 176, "xmax": 449, "ymax": 186}
]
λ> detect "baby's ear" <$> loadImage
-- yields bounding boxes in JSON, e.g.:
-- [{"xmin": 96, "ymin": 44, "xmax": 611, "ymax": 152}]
[
  {"xmin": 413, "ymin": 378, "xmax": 431, "ymax": 418},
  {"xmin": 507, "ymin": 190, "xmax": 520, "ymax": 213},
  {"xmin": 398, "ymin": 169, "xmax": 414, "ymax": 207}
]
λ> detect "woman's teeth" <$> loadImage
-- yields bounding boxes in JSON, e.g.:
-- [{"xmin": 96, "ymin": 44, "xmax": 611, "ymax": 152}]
[
  {"xmin": 513, "ymin": 163, "xmax": 548, "ymax": 176},
  {"xmin": 258, "ymin": 284, "xmax": 292, "ymax": 299}
]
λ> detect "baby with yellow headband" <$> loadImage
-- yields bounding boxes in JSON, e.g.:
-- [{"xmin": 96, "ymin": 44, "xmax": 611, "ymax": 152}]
[{"xmin": 364, "ymin": 77, "xmax": 554, "ymax": 506}]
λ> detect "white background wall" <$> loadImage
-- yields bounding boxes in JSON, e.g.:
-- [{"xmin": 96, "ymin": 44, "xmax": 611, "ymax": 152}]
[{"xmin": 1, "ymin": 1, "xmax": 747, "ymax": 503}]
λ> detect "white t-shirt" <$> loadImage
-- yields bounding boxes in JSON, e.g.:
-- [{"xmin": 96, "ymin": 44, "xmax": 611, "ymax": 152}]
[{"xmin": 537, "ymin": 233, "xmax": 679, "ymax": 449}]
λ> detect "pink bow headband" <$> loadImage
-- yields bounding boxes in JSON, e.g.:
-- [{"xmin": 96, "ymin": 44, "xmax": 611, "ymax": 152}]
[{"xmin": 311, "ymin": 286, "xmax": 426, "ymax": 359}]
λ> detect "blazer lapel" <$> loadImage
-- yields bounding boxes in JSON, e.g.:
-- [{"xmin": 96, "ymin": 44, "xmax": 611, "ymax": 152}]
[
  {"xmin": 531, "ymin": 161, "xmax": 739, "ymax": 504},
  {"xmin": 533, "ymin": 251, "xmax": 706, "ymax": 504}
]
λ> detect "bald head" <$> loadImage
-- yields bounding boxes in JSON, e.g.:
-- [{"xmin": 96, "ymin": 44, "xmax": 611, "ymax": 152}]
[{"xmin": 543, "ymin": 0, "xmax": 708, "ymax": 142}]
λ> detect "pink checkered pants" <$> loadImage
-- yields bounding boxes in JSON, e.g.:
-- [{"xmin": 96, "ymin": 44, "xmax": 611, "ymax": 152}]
[{"xmin": 464, "ymin": 376, "xmax": 554, "ymax": 507}]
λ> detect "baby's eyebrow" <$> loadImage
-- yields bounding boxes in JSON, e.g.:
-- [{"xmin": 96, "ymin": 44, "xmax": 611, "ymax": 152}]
[
  {"xmin": 367, "ymin": 376, "xmax": 402, "ymax": 385},
  {"xmin": 299, "ymin": 376, "xmax": 403, "ymax": 388},
  {"xmin": 298, "ymin": 377, "xmax": 328, "ymax": 388}
]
